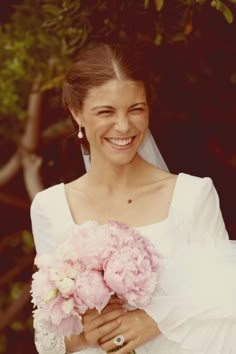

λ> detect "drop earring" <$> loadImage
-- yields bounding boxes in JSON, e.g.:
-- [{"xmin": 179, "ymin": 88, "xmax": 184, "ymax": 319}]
[{"xmin": 77, "ymin": 124, "xmax": 84, "ymax": 139}]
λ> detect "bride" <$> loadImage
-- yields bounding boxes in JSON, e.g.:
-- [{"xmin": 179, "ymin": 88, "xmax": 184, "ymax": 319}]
[{"xmin": 31, "ymin": 43, "xmax": 236, "ymax": 354}]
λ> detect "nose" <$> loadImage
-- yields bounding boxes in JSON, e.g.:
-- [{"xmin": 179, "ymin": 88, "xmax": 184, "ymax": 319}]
[{"xmin": 114, "ymin": 114, "xmax": 129, "ymax": 134}]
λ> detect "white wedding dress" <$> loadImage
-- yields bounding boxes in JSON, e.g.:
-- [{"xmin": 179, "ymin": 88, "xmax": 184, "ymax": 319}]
[{"xmin": 31, "ymin": 173, "xmax": 236, "ymax": 354}]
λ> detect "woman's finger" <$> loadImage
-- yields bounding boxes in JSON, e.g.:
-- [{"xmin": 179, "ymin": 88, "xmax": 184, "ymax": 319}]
[
  {"xmin": 99, "ymin": 326, "xmax": 124, "ymax": 344},
  {"xmin": 82, "ymin": 309, "xmax": 100, "ymax": 324},
  {"xmin": 102, "ymin": 303, "xmax": 125, "ymax": 314},
  {"xmin": 100, "ymin": 335, "xmax": 133, "ymax": 353},
  {"xmin": 85, "ymin": 318, "xmax": 122, "ymax": 346},
  {"xmin": 84, "ymin": 308, "xmax": 126, "ymax": 332},
  {"xmin": 114, "ymin": 341, "xmax": 136, "ymax": 354}
]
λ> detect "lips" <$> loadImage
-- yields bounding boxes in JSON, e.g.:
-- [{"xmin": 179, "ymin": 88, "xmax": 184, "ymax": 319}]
[
  {"xmin": 106, "ymin": 137, "xmax": 132, "ymax": 146},
  {"xmin": 104, "ymin": 136, "xmax": 136, "ymax": 148}
]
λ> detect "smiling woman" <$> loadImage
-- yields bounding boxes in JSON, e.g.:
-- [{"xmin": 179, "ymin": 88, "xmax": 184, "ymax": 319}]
[
  {"xmin": 30, "ymin": 42, "xmax": 236, "ymax": 354},
  {"xmin": 62, "ymin": 44, "xmax": 152, "ymax": 168},
  {"xmin": 69, "ymin": 79, "xmax": 149, "ymax": 167}
]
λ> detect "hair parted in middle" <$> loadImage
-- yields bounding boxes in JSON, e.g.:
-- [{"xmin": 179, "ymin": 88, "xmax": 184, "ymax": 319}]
[{"xmin": 62, "ymin": 42, "xmax": 154, "ymax": 114}]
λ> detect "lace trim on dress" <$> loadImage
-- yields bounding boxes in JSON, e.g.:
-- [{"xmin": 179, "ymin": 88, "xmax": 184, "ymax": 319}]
[{"xmin": 34, "ymin": 320, "xmax": 66, "ymax": 354}]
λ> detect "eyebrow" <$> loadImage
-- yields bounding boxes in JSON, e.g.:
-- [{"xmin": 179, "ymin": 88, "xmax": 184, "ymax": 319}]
[{"xmin": 91, "ymin": 102, "xmax": 147, "ymax": 111}]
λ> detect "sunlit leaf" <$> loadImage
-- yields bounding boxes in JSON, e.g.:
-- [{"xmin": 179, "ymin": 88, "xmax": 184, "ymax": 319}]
[
  {"xmin": 41, "ymin": 74, "xmax": 65, "ymax": 92},
  {"xmin": 211, "ymin": 0, "xmax": 234, "ymax": 23},
  {"xmin": 21, "ymin": 230, "xmax": 35, "ymax": 253},
  {"xmin": 171, "ymin": 33, "xmax": 187, "ymax": 42},
  {"xmin": 10, "ymin": 321, "xmax": 25, "ymax": 331},
  {"xmin": 230, "ymin": 71, "xmax": 236, "ymax": 83},
  {"xmin": 144, "ymin": 0, "xmax": 150, "ymax": 9},
  {"xmin": 154, "ymin": 32, "xmax": 162, "ymax": 45},
  {"xmin": 222, "ymin": 5, "xmax": 234, "ymax": 23},
  {"xmin": 155, "ymin": 0, "xmax": 164, "ymax": 11},
  {"xmin": 42, "ymin": 4, "xmax": 62, "ymax": 16},
  {"xmin": 10, "ymin": 283, "xmax": 24, "ymax": 301}
]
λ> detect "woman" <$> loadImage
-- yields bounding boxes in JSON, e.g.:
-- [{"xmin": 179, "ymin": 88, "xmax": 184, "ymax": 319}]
[{"xmin": 31, "ymin": 43, "xmax": 236, "ymax": 354}]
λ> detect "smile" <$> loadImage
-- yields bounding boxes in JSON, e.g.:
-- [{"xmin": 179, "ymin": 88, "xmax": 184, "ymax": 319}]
[
  {"xmin": 104, "ymin": 136, "xmax": 137, "ymax": 150},
  {"xmin": 106, "ymin": 137, "xmax": 133, "ymax": 146}
]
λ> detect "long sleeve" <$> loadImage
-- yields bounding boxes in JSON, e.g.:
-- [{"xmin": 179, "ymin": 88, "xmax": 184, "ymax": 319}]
[
  {"xmin": 31, "ymin": 187, "xmax": 66, "ymax": 354},
  {"xmin": 30, "ymin": 184, "xmax": 72, "ymax": 254},
  {"xmin": 144, "ymin": 174, "xmax": 236, "ymax": 354},
  {"xmin": 31, "ymin": 193, "xmax": 55, "ymax": 254}
]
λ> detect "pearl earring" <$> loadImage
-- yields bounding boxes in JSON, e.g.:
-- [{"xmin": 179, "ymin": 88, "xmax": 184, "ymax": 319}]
[{"xmin": 77, "ymin": 124, "xmax": 84, "ymax": 139}]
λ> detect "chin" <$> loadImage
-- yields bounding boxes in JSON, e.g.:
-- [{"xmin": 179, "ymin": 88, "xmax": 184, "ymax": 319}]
[{"xmin": 106, "ymin": 153, "xmax": 138, "ymax": 167}]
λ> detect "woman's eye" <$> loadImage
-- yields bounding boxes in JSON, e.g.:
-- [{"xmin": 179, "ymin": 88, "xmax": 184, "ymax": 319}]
[
  {"xmin": 130, "ymin": 108, "xmax": 144, "ymax": 114},
  {"xmin": 97, "ymin": 110, "xmax": 113, "ymax": 116}
]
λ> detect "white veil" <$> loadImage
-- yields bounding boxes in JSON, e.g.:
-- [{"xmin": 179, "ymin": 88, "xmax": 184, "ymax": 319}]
[
  {"xmin": 81, "ymin": 129, "xmax": 169, "ymax": 172},
  {"xmin": 138, "ymin": 129, "xmax": 169, "ymax": 171}
]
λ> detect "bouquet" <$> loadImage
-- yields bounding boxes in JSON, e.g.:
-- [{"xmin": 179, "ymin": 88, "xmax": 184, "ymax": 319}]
[{"xmin": 31, "ymin": 221, "xmax": 161, "ymax": 345}]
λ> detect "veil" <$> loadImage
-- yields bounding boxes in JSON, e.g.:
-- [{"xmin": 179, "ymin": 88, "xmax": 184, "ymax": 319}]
[{"xmin": 81, "ymin": 129, "xmax": 169, "ymax": 172}]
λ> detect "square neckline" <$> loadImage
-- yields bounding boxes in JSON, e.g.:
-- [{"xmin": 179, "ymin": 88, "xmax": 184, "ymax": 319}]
[{"xmin": 60, "ymin": 173, "xmax": 183, "ymax": 230}]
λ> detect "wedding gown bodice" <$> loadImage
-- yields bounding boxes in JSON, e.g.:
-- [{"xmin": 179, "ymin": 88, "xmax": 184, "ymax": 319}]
[{"xmin": 31, "ymin": 173, "xmax": 236, "ymax": 354}]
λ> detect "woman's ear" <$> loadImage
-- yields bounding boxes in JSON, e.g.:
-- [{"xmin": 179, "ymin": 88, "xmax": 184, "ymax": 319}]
[{"xmin": 69, "ymin": 108, "xmax": 81, "ymax": 126}]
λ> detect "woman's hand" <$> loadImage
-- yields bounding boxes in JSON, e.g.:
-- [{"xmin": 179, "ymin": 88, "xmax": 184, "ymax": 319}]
[
  {"xmin": 98, "ymin": 309, "xmax": 160, "ymax": 354},
  {"xmin": 65, "ymin": 298, "xmax": 126, "ymax": 352}
]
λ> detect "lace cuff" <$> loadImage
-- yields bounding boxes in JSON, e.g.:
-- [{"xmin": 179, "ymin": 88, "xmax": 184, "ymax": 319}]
[{"xmin": 34, "ymin": 320, "xmax": 66, "ymax": 354}]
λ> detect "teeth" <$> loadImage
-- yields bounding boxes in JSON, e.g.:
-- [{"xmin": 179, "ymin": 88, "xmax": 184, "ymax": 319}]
[{"xmin": 108, "ymin": 138, "xmax": 132, "ymax": 146}]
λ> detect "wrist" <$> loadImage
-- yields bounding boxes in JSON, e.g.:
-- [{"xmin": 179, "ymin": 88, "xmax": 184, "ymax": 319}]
[{"xmin": 65, "ymin": 333, "xmax": 88, "ymax": 353}]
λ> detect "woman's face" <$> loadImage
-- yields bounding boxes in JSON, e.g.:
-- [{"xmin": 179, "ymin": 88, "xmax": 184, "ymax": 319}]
[{"xmin": 74, "ymin": 79, "xmax": 149, "ymax": 166}]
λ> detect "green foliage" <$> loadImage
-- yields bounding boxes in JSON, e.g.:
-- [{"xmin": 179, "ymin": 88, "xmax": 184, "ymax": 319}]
[
  {"xmin": 211, "ymin": 0, "xmax": 234, "ymax": 23},
  {"xmin": 21, "ymin": 230, "xmax": 35, "ymax": 254},
  {"xmin": 0, "ymin": 0, "xmax": 235, "ymax": 139}
]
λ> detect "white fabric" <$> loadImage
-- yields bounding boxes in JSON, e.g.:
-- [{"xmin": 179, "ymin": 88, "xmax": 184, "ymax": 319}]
[
  {"xmin": 30, "ymin": 173, "xmax": 236, "ymax": 354},
  {"xmin": 138, "ymin": 129, "xmax": 169, "ymax": 171},
  {"xmin": 34, "ymin": 319, "xmax": 66, "ymax": 354},
  {"xmin": 80, "ymin": 129, "xmax": 169, "ymax": 172}
]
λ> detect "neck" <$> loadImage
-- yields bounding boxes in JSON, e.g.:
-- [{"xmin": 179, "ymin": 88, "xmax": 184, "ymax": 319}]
[{"xmin": 86, "ymin": 154, "xmax": 147, "ymax": 192}]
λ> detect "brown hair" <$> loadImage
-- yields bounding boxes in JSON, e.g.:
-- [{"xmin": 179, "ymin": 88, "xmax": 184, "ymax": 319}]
[{"xmin": 62, "ymin": 42, "xmax": 152, "ymax": 113}]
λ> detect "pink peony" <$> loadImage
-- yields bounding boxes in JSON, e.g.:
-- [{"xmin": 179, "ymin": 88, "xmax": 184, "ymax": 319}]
[
  {"xmin": 31, "ymin": 270, "xmax": 56, "ymax": 306},
  {"xmin": 59, "ymin": 222, "xmax": 112, "ymax": 270},
  {"xmin": 73, "ymin": 270, "xmax": 112, "ymax": 313},
  {"xmin": 34, "ymin": 295, "xmax": 83, "ymax": 337},
  {"xmin": 103, "ymin": 221, "xmax": 160, "ymax": 307},
  {"xmin": 31, "ymin": 220, "xmax": 160, "ymax": 338}
]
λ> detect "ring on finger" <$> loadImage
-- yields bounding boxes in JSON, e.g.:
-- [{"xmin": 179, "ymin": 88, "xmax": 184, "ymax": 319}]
[{"xmin": 113, "ymin": 335, "xmax": 125, "ymax": 346}]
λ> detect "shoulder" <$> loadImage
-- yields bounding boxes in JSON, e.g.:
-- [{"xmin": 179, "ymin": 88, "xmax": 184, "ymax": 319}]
[
  {"xmin": 30, "ymin": 183, "xmax": 66, "ymax": 233},
  {"xmin": 175, "ymin": 172, "xmax": 219, "ymax": 218},
  {"xmin": 170, "ymin": 172, "xmax": 215, "ymax": 225},
  {"xmin": 177, "ymin": 172, "xmax": 214, "ymax": 203},
  {"xmin": 31, "ymin": 183, "xmax": 64, "ymax": 214},
  {"xmin": 30, "ymin": 183, "xmax": 73, "ymax": 254},
  {"xmin": 175, "ymin": 173, "xmax": 228, "ymax": 241}
]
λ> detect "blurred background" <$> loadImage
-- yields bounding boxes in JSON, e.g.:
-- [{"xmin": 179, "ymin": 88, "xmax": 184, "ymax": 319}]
[{"xmin": 0, "ymin": 0, "xmax": 235, "ymax": 352}]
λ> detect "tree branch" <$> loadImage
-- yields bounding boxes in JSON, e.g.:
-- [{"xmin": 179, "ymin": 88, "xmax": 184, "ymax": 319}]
[
  {"xmin": 0, "ymin": 191, "xmax": 29, "ymax": 209},
  {"xmin": 0, "ymin": 153, "xmax": 21, "ymax": 186},
  {"xmin": 20, "ymin": 74, "xmax": 43, "ymax": 151}
]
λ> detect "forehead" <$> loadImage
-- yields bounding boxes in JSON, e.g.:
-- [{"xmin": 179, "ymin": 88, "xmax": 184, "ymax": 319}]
[{"xmin": 83, "ymin": 79, "xmax": 147, "ymax": 108}]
